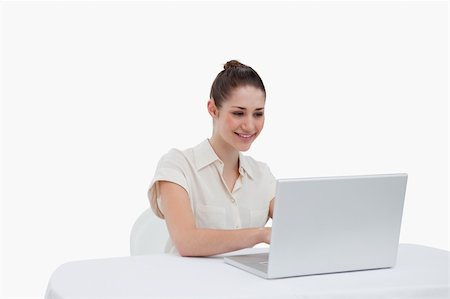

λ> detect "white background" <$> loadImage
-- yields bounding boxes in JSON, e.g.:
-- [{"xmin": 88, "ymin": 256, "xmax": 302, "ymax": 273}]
[{"xmin": 1, "ymin": 1, "xmax": 448, "ymax": 298}]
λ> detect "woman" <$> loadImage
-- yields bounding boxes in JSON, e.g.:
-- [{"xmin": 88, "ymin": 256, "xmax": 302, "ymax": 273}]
[{"xmin": 148, "ymin": 60, "xmax": 276, "ymax": 256}]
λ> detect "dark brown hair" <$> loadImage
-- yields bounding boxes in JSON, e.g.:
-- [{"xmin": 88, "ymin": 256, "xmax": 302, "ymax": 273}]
[{"xmin": 209, "ymin": 60, "xmax": 266, "ymax": 108}]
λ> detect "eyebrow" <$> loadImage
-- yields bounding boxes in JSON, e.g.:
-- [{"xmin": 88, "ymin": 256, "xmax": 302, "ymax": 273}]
[{"xmin": 232, "ymin": 106, "xmax": 265, "ymax": 110}]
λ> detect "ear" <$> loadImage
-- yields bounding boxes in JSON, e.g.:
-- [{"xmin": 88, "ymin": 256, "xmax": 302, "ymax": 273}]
[{"xmin": 207, "ymin": 99, "xmax": 219, "ymax": 118}]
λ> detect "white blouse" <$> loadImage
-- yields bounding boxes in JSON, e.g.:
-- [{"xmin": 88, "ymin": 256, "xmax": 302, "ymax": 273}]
[{"xmin": 148, "ymin": 139, "xmax": 276, "ymax": 253}]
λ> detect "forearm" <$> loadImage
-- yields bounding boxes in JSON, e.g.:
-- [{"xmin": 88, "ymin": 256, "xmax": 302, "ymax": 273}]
[
  {"xmin": 174, "ymin": 227, "xmax": 269, "ymax": 257},
  {"xmin": 159, "ymin": 181, "xmax": 271, "ymax": 257}
]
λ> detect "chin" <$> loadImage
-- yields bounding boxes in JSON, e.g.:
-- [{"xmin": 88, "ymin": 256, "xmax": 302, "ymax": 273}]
[{"xmin": 235, "ymin": 142, "xmax": 253, "ymax": 152}]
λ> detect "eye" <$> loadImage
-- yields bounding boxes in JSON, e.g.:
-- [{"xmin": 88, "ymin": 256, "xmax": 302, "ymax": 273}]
[
  {"xmin": 232, "ymin": 111, "xmax": 244, "ymax": 117},
  {"xmin": 254, "ymin": 112, "xmax": 264, "ymax": 118}
]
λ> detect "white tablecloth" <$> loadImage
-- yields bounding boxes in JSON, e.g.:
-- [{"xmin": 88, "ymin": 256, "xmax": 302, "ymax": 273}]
[{"xmin": 45, "ymin": 244, "xmax": 449, "ymax": 299}]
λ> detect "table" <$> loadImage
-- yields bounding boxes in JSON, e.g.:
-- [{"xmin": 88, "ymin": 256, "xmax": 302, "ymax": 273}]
[{"xmin": 45, "ymin": 244, "xmax": 449, "ymax": 299}]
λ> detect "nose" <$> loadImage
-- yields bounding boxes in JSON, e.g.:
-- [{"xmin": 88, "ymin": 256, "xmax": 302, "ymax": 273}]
[{"xmin": 241, "ymin": 115, "xmax": 255, "ymax": 132}]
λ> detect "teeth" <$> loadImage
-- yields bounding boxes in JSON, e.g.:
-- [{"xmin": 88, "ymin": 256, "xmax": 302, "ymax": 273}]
[{"xmin": 238, "ymin": 133, "xmax": 252, "ymax": 138}]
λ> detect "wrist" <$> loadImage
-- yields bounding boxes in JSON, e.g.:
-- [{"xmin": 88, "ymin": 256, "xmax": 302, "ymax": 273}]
[{"xmin": 256, "ymin": 227, "xmax": 270, "ymax": 245}]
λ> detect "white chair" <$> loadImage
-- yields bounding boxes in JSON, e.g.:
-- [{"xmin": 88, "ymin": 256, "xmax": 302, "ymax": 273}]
[{"xmin": 130, "ymin": 208, "xmax": 169, "ymax": 255}]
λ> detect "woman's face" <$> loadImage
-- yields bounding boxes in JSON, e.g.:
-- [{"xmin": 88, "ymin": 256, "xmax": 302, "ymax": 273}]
[{"xmin": 210, "ymin": 85, "xmax": 266, "ymax": 152}]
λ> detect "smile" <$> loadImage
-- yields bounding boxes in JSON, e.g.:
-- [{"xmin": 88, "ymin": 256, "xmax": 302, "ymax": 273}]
[{"xmin": 235, "ymin": 132, "xmax": 254, "ymax": 139}]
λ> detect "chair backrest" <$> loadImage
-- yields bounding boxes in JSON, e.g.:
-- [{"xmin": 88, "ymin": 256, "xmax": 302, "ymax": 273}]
[{"xmin": 130, "ymin": 208, "xmax": 169, "ymax": 255}]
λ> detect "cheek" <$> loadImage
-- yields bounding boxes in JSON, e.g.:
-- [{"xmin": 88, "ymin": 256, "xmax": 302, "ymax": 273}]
[
  {"xmin": 257, "ymin": 117, "xmax": 265, "ymax": 130},
  {"xmin": 224, "ymin": 115, "xmax": 239, "ymax": 129}
]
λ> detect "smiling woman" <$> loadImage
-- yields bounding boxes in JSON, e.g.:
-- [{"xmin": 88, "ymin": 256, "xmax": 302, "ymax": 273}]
[{"xmin": 148, "ymin": 60, "xmax": 276, "ymax": 256}]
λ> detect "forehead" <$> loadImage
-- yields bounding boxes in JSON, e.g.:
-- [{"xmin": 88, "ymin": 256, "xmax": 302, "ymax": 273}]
[{"xmin": 223, "ymin": 85, "xmax": 266, "ymax": 108}]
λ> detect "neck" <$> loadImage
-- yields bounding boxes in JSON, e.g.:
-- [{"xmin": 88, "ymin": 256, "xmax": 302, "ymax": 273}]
[{"xmin": 208, "ymin": 136, "xmax": 239, "ymax": 170}]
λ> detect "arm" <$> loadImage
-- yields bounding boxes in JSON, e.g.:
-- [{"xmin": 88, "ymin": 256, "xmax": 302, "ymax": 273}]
[{"xmin": 159, "ymin": 180, "xmax": 271, "ymax": 257}]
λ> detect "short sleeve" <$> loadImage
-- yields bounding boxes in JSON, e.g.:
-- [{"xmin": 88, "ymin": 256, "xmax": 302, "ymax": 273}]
[{"xmin": 148, "ymin": 149, "xmax": 190, "ymax": 219}]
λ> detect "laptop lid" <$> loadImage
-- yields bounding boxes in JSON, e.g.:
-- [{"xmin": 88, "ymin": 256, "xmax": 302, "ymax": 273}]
[
  {"xmin": 266, "ymin": 173, "xmax": 407, "ymax": 278},
  {"xmin": 224, "ymin": 173, "xmax": 408, "ymax": 279}
]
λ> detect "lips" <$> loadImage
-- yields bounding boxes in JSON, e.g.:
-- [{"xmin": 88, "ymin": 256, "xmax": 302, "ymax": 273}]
[{"xmin": 235, "ymin": 132, "xmax": 255, "ymax": 140}]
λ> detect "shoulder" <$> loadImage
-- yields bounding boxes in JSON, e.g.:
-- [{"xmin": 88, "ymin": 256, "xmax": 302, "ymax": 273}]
[
  {"xmin": 159, "ymin": 139, "xmax": 219, "ymax": 170},
  {"xmin": 240, "ymin": 154, "xmax": 276, "ymax": 199},
  {"xmin": 160, "ymin": 147, "xmax": 189, "ymax": 161},
  {"xmin": 242, "ymin": 154, "xmax": 268, "ymax": 169},
  {"xmin": 157, "ymin": 147, "xmax": 195, "ymax": 170},
  {"xmin": 240, "ymin": 154, "xmax": 274, "ymax": 179}
]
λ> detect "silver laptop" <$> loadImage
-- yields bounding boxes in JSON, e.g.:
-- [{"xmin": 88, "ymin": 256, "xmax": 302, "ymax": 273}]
[{"xmin": 224, "ymin": 173, "xmax": 408, "ymax": 279}]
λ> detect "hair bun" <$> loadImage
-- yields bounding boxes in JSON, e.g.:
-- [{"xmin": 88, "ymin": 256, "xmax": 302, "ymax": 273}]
[{"xmin": 224, "ymin": 60, "xmax": 246, "ymax": 70}]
